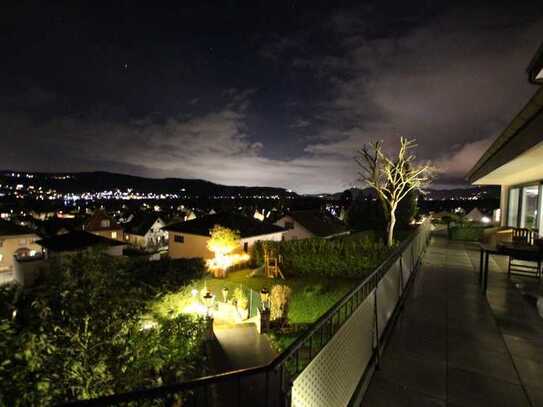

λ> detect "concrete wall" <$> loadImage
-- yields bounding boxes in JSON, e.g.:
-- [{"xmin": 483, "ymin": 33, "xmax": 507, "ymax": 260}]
[
  {"xmin": 168, "ymin": 232, "xmax": 213, "ymax": 259},
  {"xmin": 274, "ymin": 216, "xmax": 314, "ymax": 240},
  {"xmin": 168, "ymin": 231, "xmax": 285, "ymax": 259},
  {"xmin": 0, "ymin": 233, "xmax": 42, "ymax": 273}
]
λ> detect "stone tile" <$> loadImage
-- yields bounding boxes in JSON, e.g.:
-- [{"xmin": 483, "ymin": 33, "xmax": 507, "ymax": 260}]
[
  {"xmin": 504, "ymin": 335, "xmax": 543, "ymax": 363},
  {"xmin": 513, "ymin": 357, "xmax": 543, "ymax": 389},
  {"xmin": 525, "ymin": 386, "xmax": 543, "ymax": 407},
  {"xmin": 374, "ymin": 352, "xmax": 447, "ymax": 400},
  {"xmin": 361, "ymin": 377, "xmax": 446, "ymax": 407},
  {"xmin": 447, "ymin": 346, "xmax": 519, "ymax": 384},
  {"xmin": 447, "ymin": 368, "xmax": 530, "ymax": 407}
]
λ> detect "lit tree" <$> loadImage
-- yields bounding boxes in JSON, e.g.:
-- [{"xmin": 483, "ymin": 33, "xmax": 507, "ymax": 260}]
[
  {"xmin": 207, "ymin": 226, "xmax": 242, "ymax": 277},
  {"xmin": 356, "ymin": 137, "xmax": 433, "ymax": 247}
]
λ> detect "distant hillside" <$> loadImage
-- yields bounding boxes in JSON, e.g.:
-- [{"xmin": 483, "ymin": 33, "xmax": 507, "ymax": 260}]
[
  {"xmin": 321, "ymin": 185, "xmax": 500, "ymax": 201},
  {"xmin": 0, "ymin": 170, "xmax": 297, "ymax": 198}
]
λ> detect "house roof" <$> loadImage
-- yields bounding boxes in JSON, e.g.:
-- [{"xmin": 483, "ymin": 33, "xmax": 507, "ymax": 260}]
[
  {"xmin": 286, "ymin": 210, "xmax": 349, "ymax": 237},
  {"xmin": 466, "ymin": 86, "xmax": 543, "ymax": 183},
  {"xmin": 37, "ymin": 231, "xmax": 125, "ymax": 252},
  {"xmin": 124, "ymin": 213, "xmax": 164, "ymax": 236},
  {"xmin": 0, "ymin": 220, "xmax": 36, "ymax": 237},
  {"xmin": 164, "ymin": 213, "xmax": 285, "ymax": 238},
  {"xmin": 84, "ymin": 209, "xmax": 122, "ymax": 232}
]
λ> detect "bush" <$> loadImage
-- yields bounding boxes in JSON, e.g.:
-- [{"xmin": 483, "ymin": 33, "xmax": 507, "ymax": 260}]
[
  {"xmin": 448, "ymin": 224, "xmax": 490, "ymax": 241},
  {"xmin": 255, "ymin": 236, "xmax": 390, "ymax": 278},
  {"xmin": 270, "ymin": 285, "xmax": 292, "ymax": 322}
]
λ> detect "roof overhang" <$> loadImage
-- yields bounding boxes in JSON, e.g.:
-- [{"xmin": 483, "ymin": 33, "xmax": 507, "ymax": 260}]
[
  {"xmin": 472, "ymin": 140, "xmax": 543, "ymax": 185},
  {"xmin": 528, "ymin": 42, "xmax": 543, "ymax": 85},
  {"xmin": 467, "ymin": 87, "xmax": 543, "ymax": 184}
]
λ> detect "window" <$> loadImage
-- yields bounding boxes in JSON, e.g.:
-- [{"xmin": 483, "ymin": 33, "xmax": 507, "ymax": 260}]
[
  {"xmin": 174, "ymin": 235, "xmax": 184, "ymax": 243},
  {"xmin": 507, "ymin": 188, "xmax": 520, "ymax": 227},
  {"xmin": 243, "ymin": 242, "xmax": 249, "ymax": 253},
  {"xmin": 285, "ymin": 221, "xmax": 294, "ymax": 230},
  {"xmin": 520, "ymin": 185, "xmax": 540, "ymax": 230},
  {"xmin": 111, "ymin": 231, "xmax": 118, "ymax": 239},
  {"xmin": 100, "ymin": 219, "xmax": 110, "ymax": 228},
  {"xmin": 0, "ymin": 254, "xmax": 3, "ymax": 262}
]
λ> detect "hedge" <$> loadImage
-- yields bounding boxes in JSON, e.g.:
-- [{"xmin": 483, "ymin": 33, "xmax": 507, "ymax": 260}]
[
  {"xmin": 448, "ymin": 223, "xmax": 490, "ymax": 241},
  {"xmin": 251, "ymin": 237, "xmax": 390, "ymax": 279}
]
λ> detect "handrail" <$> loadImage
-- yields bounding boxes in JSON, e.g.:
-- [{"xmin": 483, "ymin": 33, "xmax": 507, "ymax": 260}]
[{"xmin": 60, "ymin": 219, "xmax": 432, "ymax": 406}]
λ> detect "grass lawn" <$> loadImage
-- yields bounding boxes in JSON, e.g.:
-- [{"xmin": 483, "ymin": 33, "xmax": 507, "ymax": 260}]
[{"xmin": 151, "ymin": 269, "xmax": 357, "ymax": 325}]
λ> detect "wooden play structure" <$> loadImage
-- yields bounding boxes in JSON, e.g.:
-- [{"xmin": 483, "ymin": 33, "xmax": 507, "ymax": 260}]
[{"xmin": 263, "ymin": 244, "xmax": 285, "ymax": 279}]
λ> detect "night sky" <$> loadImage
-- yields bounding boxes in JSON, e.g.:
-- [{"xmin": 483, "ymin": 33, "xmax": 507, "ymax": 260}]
[{"xmin": 2, "ymin": 1, "xmax": 543, "ymax": 193}]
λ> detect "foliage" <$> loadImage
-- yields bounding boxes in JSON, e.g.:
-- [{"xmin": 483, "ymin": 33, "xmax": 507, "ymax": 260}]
[
  {"xmin": 207, "ymin": 225, "xmax": 241, "ymax": 257},
  {"xmin": 232, "ymin": 287, "xmax": 248, "ymax": 311},
  {"xmin": 253, "ymin": 236, "xmax": 390, "ymax": 278},
  {"xmin": 249, "ymin": 240, "xmax": 265, "ymax": 267},
  {"xmin": 0, "ymin": 251, "xmax": 206, "ymax": 406},
  {"xmin": 356, "ymin": 137, "xmax": 433, "ymax": 246},
  {"xmin": 448, "ymin": 224, "xmax": 490, "ymax": 241},
  {"xmin": 270, "ymin": 285, "xmax": 292, "ymax": 322}
]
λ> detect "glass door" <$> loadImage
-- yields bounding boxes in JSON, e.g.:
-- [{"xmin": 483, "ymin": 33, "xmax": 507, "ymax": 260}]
[{"xmin": 520, "ymin": 185, "xmax": 539, "ymax": 230}]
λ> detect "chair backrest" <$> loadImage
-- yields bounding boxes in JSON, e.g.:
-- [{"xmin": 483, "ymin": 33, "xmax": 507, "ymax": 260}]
[{"xmin": 512, "ymin": 228, "xmax": 536, "ymax": 244}]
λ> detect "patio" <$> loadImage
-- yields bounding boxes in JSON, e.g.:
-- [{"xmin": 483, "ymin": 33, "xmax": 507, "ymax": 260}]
[{"xmin": 361, "ymin": 235, "xmax": 543, "ymax": 407}]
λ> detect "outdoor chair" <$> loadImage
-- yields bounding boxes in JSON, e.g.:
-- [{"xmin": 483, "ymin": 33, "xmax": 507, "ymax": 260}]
[{"xmin": 507, "ymin": 228, "xmax": 541, "ymax": 279}]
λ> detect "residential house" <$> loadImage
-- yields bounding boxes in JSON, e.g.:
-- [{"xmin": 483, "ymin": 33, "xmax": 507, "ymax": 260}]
[
  {"xmin": 0, "ymin": 220, "xmax": 42, "ymax": 284},
  {"xmin": 467, "ymin": 43, "xmax": 543, "ymax": 234},
  {"xmin": 83, "ymin": 209, "xmax": 124, "ymax": 241},
  {"xmin": 37, "ymin": 231, "xmax": 126, "ymax": 257},
  {"xmin": 164, "ymin": 213, "xmax": 285, "ymax": 260},
  {"xmin": 124, "ymin": 213, "xmax": 168, "ymax": 250},
  {"xmin": 274, "ymin": 210, "xmax": 350, "ymax": 240}
]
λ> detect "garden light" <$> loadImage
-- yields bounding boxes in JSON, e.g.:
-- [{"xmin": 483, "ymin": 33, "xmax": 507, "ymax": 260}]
[{"xmin": 260, "ymin": 288, "xmax": 270, "ymax": 310}]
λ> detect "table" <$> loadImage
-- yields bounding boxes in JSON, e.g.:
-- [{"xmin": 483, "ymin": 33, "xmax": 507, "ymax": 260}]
[{"xmin": 479, "ymin": 241, "xmax": 543, "ymax": 294}]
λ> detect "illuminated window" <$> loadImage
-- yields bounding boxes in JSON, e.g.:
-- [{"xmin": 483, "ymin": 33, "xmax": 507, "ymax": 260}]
[
  {"xmin": 520, "ymin": 185, "xmax": 539, "ymax": 230},
  {"xmin": 100, "ymin": 220, "xmax": 110, "ymax": 228},
  {"xmin": 174, "ymin": 235, "xmax": 184, "ymax": 243},
  {"xmin": 111, "ymin": 231, "xmax": 117, "ymax": 239},
  {"xmin": 0, "ymin": 254, "xmax": 3, "ymax": 262}
]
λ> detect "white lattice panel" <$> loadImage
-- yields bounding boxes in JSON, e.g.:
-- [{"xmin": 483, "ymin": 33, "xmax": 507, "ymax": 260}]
[{"xmin": 291, "ymin": 293, "xmax": 375, "ymax": 407}]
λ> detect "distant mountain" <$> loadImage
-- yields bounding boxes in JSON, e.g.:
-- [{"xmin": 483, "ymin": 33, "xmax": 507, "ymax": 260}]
[{"xmin": 0, "ymin": 170, "xmax": 297, "ymax": 199}]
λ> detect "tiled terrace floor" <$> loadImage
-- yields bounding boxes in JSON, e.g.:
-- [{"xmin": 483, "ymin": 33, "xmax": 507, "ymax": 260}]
[{"xmin": 361, "ymin": 235, "xmax": 543, "ymax": 407}]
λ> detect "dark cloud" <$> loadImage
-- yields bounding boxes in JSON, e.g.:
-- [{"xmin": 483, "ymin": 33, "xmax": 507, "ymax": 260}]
[{"xmin": 1, "ymin": 3, "xmax": 543, "ymax": 193}]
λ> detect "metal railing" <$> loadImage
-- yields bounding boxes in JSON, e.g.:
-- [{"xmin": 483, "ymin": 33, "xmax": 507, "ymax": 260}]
[{"xmin": 61, "ymin": 219, "xmax": 432, "ymax": 407}]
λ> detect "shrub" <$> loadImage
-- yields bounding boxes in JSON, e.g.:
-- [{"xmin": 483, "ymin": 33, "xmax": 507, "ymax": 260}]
[
  {"xmin": 232, "ymin": 287, "xmax": 248, "ymax": 311},
  {"xmin": 448, "ymin": 224, "xmax": 490, "ymax": 241},
  {"xmin": 253, "ymin": 236, "xmax": 390, "ymax": 278},
  {"xmin": 270, "ymin": 285, "xmax": 292, "ymax": 322}
]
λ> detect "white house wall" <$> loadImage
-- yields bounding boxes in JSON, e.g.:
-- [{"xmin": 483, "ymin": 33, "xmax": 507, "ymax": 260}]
[{"xmin": 275, "ymin": 216, "xmax": 314, "ymax": 240}]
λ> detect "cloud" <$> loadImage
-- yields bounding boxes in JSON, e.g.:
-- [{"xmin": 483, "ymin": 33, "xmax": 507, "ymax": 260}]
[
  {"xmin": 289, "ymin": 118, "xmax": 311, "ymax": 129},
  {"xmin": 292, "ymin": 6, "xmax": 543, "ymax": 187}
]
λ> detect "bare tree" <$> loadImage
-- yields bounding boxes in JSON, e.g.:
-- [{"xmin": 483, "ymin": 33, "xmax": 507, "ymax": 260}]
[{"xmin": 356, "ymin": 137, "xmax": 433, "ymax": 247}]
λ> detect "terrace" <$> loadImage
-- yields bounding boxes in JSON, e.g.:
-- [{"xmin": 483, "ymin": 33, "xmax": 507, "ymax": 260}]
[{"xmin": 362, "ymin": 234, "xmax": 543, "ymax": 407}]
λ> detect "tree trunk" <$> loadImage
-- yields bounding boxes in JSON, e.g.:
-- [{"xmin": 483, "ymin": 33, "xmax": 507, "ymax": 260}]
[{"xmin": 387, "ymin": 211, "xmax": 396, "ymax": 247}]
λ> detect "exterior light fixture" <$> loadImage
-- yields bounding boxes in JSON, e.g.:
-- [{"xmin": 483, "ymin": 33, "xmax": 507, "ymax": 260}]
[
  {"xmin": 203, "ymin": 291, "xmax": 215, "ymax": 316},
  {"xmin": 260, "ymin": 288, "xmax": 270, "ymax": 310}
]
